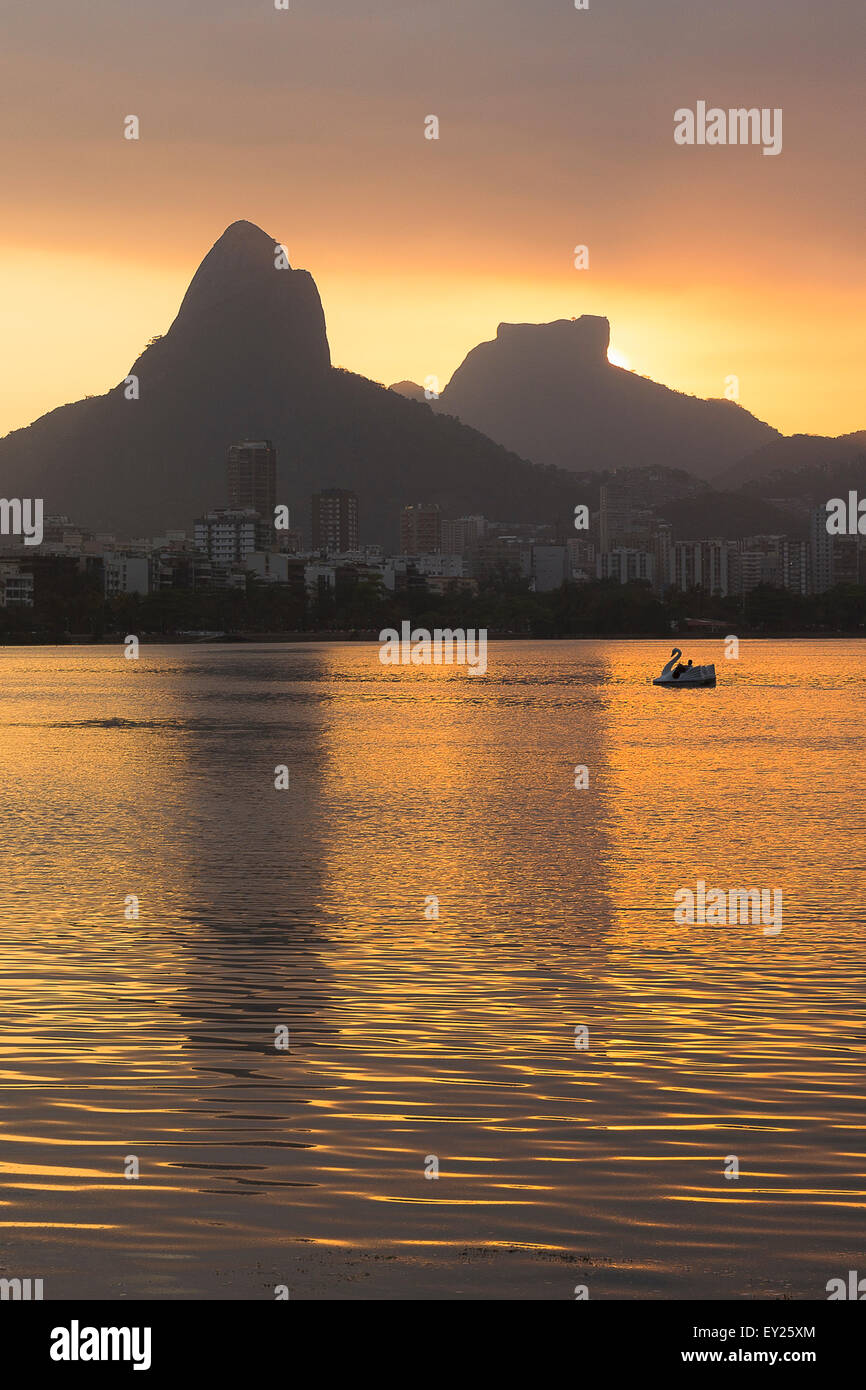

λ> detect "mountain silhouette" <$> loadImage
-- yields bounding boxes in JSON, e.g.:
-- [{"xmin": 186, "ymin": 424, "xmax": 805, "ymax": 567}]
[
  {"xmin": 388, "ymin": 380, "xmax": 429, "ymax": 404},
  {"xmin": 4, "ymin": 226, "xmax": 860, "ymax": 544},
  {"xmin": 717, "ymin": 430, "xmax": 866, "ymax": 490},
  {"xmin": 411, "ymin": 316, "xmax": 780, "ymax": 480},
  {"xmin": 0, "ymin": 222, "xmax": 580, "ymax": 543}
]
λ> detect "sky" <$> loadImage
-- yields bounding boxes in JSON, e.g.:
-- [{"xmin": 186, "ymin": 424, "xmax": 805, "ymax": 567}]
[{"xmin": 1, "ymin": 0, "xmax": 864, "ymax": 439}]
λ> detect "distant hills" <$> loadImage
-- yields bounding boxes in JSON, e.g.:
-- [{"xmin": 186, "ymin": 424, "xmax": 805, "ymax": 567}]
[
  {"xmin": 717, "ymin": 431, "xmax": 866, "ymax": 490},
  {"xmin": 392, "ymin": 316, "xmax": 780, "ymax": 480},
  {"xmin": 0, "ymin": 220, "xmax": 862, "ymax": 547}
]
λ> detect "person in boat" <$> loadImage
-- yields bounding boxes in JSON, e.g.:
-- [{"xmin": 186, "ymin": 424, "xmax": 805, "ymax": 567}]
[{"xmin": 672, "ymin": 658, "xmax": 693, "ymax": 679}]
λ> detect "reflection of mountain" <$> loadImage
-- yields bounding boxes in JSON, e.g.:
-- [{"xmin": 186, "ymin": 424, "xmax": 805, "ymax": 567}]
[
  {"xmin": 166, "ymin": 649, "xmax": 337, "ymax": 1072},
  {"xmin": 0, "ymin": 645, "xmax": 347, "ymax": 1293},
  {"xmin": 0, "ymin": 222, "xmax": 577, "ymax": 546},
  {"xmin": 160, "ymin": 644, "xmax": 626, "ymax": 1258},
  {"xmin": 286, "ymin": 643, "xmax": 623, "ymax": 1251}
]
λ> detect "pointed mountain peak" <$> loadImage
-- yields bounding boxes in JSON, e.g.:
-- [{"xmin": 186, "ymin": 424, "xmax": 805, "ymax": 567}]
[
  {"xmin": 224, "ymin": 218, "xmax": 270, "ymax": 237},
  {"xmin": 130, "ymin": 219, "xmax": 330, "ymax": 379},
  {"xmin": 170, "ymin": 220, "xmax": 296, "ymax": 328},
  {"xmin": 180, "ymin": 219, "xmax": 289, "ymax": 296},
  {"xmin": 212, "ymin": 219, "xmax": 284, "ymax": 261}
]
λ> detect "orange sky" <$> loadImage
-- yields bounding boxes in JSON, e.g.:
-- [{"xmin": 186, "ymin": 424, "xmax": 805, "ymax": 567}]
[{"xmin": 1, "ymin": 0, "xmax": 863, "ymax": 440}]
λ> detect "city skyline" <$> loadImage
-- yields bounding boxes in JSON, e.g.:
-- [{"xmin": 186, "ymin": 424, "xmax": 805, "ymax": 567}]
[{"xmin": 1, "ymin": 475, "xmax": 860, "ymax": 610}]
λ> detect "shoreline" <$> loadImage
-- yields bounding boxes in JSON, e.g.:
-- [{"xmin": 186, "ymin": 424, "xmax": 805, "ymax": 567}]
[
  {"xmin": 0, "ymin": 631, "xmax": 864, "ymax": 647},
  {"xmin": 6, "ymin": 1237, "xmax": 822, "ymax": 1301}
]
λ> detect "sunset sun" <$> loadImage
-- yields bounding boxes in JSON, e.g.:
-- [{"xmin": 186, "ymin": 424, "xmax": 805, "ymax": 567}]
[{"xmin": 607, "ymin": 347, "xmax": 633, "ymax": 371}]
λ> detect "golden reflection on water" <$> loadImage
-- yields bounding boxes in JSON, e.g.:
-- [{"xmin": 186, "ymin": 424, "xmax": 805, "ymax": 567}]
[{"xmin": 0, "ymin": 641, "xmax": 864, "ymax": 1297}]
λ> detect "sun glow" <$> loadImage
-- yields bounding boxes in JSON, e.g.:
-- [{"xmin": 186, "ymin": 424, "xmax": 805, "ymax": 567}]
[{"xmin": 607, "ymin": 347, "xmax": 633, "ymax": 371}]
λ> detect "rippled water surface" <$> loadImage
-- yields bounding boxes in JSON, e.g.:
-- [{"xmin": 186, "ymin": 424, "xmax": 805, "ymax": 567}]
[{"xmin": 0, "ymin": 640, "xmax": 863, "ymax": 1299}]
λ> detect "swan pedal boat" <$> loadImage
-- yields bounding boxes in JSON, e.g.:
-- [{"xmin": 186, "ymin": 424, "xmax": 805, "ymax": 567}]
[{"xmin": 653, "ymin": 648, "xmax": 716, "ymax": 688}]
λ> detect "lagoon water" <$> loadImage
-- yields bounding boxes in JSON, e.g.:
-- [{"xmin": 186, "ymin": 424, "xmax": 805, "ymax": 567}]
[{"xmin": 0, "ymin": 640, "xmax": 863, "ymax": 1299}]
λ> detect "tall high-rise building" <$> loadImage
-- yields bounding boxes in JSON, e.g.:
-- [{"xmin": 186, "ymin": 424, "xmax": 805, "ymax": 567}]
[
  {"xmin": 699, "ymin": 539, "xmax": 730, "ymax": 596},
  {"xmin": 652, "ymin": 522, "xmax": 673, "ymax": 592},
  {"xmin": 809, "ymin": 505, "xmax": 834, "ymax": 593},
  {"xmin": 598, "ymin": 483, "xmax": 654, "ymax": 552},
  {"xmin": 227, "ymin": 440, "xmax": 277, "ymax": 516},
  {"xmin": 599, "ymin": 484, "xmax": 631, "ymax": 552},
  {"xmin": 832, "ymin": 536, "xmax": 860, "ymax": 586},
  {"xmin": 400, "ymin": 503, "xmax": 441, "ymax": 554},
  {"xmin": 312, "ymin": 488, "xmax": 359, "ymax": 553},
  {"xmin": 782, "ymin": 539, "xmax": 809, "ymax": 595},
  {"xmin": 566, "ymin": 537, "xmax": 596, "ymax": 581}
]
